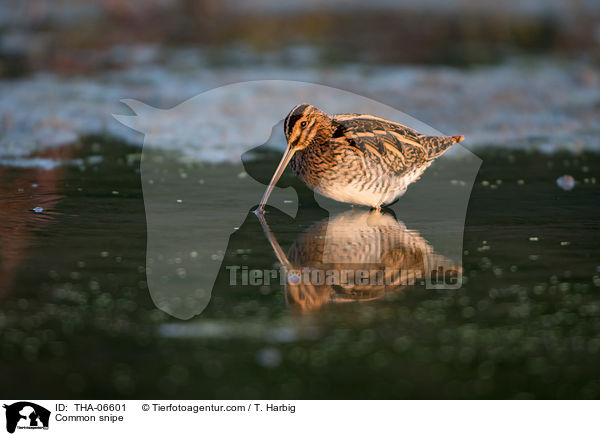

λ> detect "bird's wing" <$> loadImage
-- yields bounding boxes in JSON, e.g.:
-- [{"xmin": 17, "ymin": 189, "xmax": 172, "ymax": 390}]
[{"xmin": 332, "ymin": 114, "xmax": 456, "ymax": 162}]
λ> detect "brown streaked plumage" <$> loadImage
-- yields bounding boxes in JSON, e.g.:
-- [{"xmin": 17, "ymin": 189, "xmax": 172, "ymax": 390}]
[{"xmin": 256, "ymin": 103, "xmax": 464, "ymax": 212}]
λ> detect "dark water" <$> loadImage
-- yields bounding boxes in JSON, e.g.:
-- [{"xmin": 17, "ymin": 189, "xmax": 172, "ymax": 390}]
[{"xmin": 0, "ymin": 138, "xmax": 599, "ymax": 399}]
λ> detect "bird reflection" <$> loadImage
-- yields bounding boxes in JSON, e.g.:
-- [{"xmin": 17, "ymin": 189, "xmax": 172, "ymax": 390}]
[{"xmin": 257, "ymin": 209, "xmax": 459, "ymax": 311}]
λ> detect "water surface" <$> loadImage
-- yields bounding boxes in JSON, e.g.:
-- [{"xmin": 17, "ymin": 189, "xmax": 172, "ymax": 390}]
[{"xmin": 1, "ymin": 138, "xmax": 599, "ymax": 398}]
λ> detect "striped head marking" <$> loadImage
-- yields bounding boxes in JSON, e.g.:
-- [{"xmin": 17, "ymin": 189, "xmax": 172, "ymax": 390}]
[{"xmin": 284, "ymin": 104, "xmax": 332, "ymax": 150}]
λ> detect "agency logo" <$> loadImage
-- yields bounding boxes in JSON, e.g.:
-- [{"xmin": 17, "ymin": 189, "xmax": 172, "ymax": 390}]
[
  {"xmin": 3, "ymin": 402, "xmax": 50, "ymax": 434},
  {"xmin": 114, "ymin": 81, "xmax": 481, "ymax": 319}
]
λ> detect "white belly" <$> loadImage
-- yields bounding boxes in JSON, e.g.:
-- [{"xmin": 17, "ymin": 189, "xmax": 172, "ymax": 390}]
[{"xmin": 313, "ymin": 168, "xmax": 424, "ymax": 207}]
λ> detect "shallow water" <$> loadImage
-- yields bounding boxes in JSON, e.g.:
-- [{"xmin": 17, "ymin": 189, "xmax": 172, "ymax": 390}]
[{"xmin": 0, "ymin": 138, "xmax": 599, "ymax": 399}]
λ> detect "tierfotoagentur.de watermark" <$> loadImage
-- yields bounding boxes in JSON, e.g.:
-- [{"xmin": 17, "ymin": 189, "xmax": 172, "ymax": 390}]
[{"xmin": 226, "ymin": 265, "xmax": 459, "ymax": 288}]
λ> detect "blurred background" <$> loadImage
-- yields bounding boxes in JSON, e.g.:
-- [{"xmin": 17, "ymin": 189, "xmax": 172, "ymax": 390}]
[
  {"xmin": 1, "ymin": 0, "xmax": 600, "ymax": 399},
  {"xmin": 1, "ymin": 0, "xmax": 599, "ymax": 155},
  {"xmin": 1, "ymin": 0, "xmax": 599, "ymax": 73}
]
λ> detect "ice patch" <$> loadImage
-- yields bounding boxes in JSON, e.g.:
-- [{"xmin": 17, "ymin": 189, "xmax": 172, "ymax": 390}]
[{"xmin": 1, "ymin": 58, "xmax": 599, "ymax": 163}]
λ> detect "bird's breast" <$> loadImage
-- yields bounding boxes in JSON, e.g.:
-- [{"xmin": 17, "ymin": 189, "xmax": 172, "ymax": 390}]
[{"xmin": 290, "ymin": 140, "xmax": 428, "ymax": 207}]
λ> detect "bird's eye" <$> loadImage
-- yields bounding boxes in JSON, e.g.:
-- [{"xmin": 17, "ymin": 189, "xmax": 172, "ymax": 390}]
[{"xmin": 300, "ymin": 121, "xmax": 307, "ymax": 127}]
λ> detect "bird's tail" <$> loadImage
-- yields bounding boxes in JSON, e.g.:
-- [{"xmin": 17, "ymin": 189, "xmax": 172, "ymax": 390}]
[{"xmin": 423, "ymin": 134, "xmax": 465, "ymax": 159}]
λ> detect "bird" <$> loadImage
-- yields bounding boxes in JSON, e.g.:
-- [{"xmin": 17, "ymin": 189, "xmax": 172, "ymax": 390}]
[{"xmin": 256, "ymin": 104, "xmax": 464, "ymax": 213}]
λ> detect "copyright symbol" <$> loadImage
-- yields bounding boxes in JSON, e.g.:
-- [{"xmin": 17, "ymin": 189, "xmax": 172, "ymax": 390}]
[{"xmin": 142, "ymin": 404, "xmax": 150, "ymax": 411}]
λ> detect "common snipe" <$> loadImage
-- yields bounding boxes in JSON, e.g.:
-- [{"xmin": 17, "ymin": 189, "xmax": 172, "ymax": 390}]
[{"xmin": 256, "ymin": 104, "xmax": 464, "ymax": 212}]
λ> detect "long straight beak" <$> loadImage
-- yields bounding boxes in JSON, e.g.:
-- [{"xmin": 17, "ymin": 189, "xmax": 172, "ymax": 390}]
[{"xmin": 255, "ymin": 145, "xmax": 296, "ymax": 213}]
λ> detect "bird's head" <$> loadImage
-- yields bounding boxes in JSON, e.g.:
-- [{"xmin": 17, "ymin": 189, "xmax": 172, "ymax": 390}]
[
  {"xmin": 256, "ymin": 104, "xmax": 333, "ymax": 213},
  {"xmin": 284, "ymin": 103, "xmax": 333, "ymax": 151}
]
